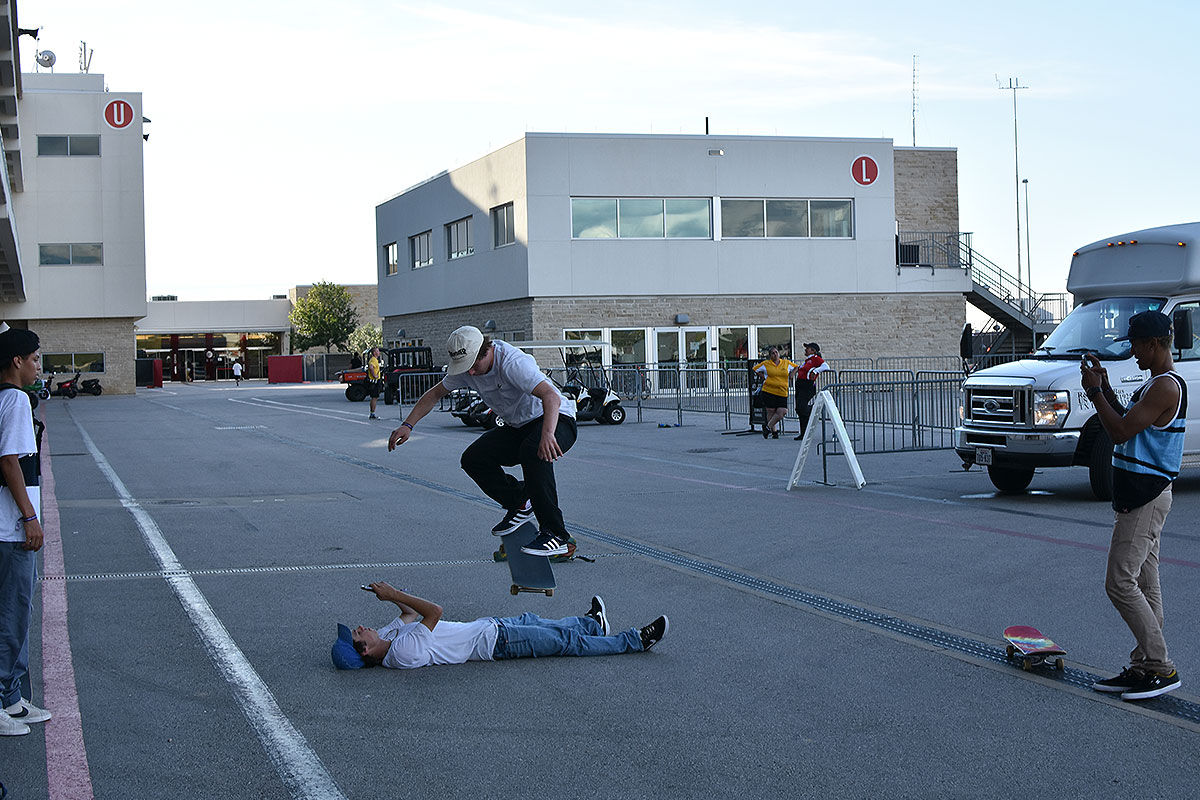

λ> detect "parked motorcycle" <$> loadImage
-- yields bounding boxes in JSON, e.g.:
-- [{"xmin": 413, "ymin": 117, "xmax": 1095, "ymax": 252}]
[
  {"xmin": 50, "ymin": 372, "xmax": 80, "ymax": 398},
  {"xmin": 25, "ymin": 378, "xmax": 50, "ymax": 401},
  {"xmin": 80, "ymin": 377, "xmax": 102, "ymax": 396}
]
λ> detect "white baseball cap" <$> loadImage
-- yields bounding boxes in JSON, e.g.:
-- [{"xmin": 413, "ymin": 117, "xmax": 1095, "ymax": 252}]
[{"xmin": 446, "ymin": 325, "xmax": 484, "ymax": 375}]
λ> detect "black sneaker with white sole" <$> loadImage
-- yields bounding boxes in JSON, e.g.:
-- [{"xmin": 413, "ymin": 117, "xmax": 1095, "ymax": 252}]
[
  {"xmin": 586, "ymin": 596, "xmax": 610, "ymax": 636},
  {"xmin": 1093, "ymin": 666, "xmax": 1141, "ymax": 694},
  {"xmin": 1121, "ymin": 669, "xmax": 1181, "ymax": 701},
  {"xmin": 492, "ymin": 502, "xmax": 534, "ymax": 535},
  {"xmin": 519, "ymin": 532, "xmax": 569, "ymax": 557},
  {"xmin": 640, "ymin": 615, "xmax": 669, "ymax": 651}
]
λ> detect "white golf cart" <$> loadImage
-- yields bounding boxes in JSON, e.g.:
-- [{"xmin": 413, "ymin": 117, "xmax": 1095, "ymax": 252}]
[{"xmin": 508, "ymin": 340, "xmax": 626, "ymax": 425}]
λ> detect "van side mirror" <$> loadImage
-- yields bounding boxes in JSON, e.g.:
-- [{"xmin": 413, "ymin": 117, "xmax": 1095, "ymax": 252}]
[
  {"xmin": 1173, "ymin": 308, "xmax": 1194, "ymax": 354},
  {"xmin": 959, "ymin": 323, "xmax": 973, "ymax": 360}
]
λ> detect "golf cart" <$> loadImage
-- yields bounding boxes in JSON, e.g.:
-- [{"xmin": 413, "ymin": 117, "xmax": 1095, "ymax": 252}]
[{"xmin": 508, "ymin": 340, "xmax": 625, "ymax": 425}]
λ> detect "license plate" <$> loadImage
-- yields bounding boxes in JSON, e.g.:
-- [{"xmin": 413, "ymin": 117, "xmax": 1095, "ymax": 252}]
[{"xmin": 975, "ymin": 447, "xmax": 993, "ymax": 466}]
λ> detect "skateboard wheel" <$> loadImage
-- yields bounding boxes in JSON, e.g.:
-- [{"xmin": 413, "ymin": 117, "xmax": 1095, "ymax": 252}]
[
  {"xmin": 546, "ymin": 589, "xmax": 554, "ymax": 597},
  {"xmin": 1006, "ymin": 645, "xmax": 1015, "ymax": 659},
  {"xmin": 1022, "ymin": 658, "xmax": 1031, "ymax": 671},
  {"xmin": 1055, "ymin": 658, "xmax": 1065, "ymax": 670},
  {"xmin": 510, "ymin": 585, "xmax": 519, "ymax": 596}
]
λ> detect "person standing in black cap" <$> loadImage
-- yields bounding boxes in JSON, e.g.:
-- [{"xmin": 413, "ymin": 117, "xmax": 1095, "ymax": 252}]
[
  {"xmin": 793, "ymin": 343, "xmax": 830, "ymax": 440},
  {"xmin": 1081, "ymin": 309, "xmax": 1185, "ymax": 701}
]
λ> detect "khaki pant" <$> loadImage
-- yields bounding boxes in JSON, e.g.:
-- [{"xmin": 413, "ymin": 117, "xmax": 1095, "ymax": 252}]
[{"xmin": 1105, "ymin": 485, "xmax": 1174, "ymax": 674}]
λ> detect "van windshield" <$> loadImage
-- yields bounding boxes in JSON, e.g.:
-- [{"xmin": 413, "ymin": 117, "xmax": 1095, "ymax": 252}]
[{"xmin": 1035, "ymin": 296, "xmax": 1164, "ymax": 360}]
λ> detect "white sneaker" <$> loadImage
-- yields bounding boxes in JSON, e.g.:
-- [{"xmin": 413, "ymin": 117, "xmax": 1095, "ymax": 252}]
[
  {"xmin": 0, "ymin": 710, "xmax": 30, "ymax": 736},
  {"xmin": 5, "ymin": 699, "xmax": 51, "ymax": 724}
]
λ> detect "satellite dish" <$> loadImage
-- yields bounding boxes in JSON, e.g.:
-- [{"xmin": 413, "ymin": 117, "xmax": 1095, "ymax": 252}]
[{"xmin": 35, "ymin": 50, "xmax": 56, "ymax": 68}]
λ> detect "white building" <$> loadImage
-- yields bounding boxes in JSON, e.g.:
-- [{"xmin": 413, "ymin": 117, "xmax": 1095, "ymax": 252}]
[
  {"xmin": 0, "ymin": 10, "xmax": 147, "ymax": 393},
  {"xmin": 375, "ymin": 132, "xmax": 970, "ymax": 369}
]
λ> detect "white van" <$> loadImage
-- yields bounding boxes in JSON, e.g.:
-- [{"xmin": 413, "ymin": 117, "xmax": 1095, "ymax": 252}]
[{"xmin": 955, "ymin": 221, "xmax": 1200, "ymax": 498}]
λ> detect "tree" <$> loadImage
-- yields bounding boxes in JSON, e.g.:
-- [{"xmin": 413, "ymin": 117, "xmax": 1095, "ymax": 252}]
[
  {"xmin": 289, "ymin": 282, "xmax": 358, "ymax": 353},
  {"xmin": 348, "ymin": 322, "xmax": 383, "ymax": 355}
]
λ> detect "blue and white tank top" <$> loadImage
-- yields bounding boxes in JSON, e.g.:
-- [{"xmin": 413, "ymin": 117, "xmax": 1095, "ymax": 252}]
[{"xmin": 1111, "ymin": 370, "xmax": 1187, "ymax": 512}]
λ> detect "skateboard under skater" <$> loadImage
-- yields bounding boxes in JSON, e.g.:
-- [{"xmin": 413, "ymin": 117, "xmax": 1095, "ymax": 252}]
[
  {"xmin": 499, "ymin": 521, "xmax": 556, "ymax": 597},
  {"xmin": 1003, "ymin": 625, "xmax": 1066, "ymax": 671}
]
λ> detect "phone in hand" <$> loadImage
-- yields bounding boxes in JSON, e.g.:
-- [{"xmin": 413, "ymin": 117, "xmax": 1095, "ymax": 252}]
[{"xmin": 360, "ymin": 584, "xmax": 374, "ymax": 592}]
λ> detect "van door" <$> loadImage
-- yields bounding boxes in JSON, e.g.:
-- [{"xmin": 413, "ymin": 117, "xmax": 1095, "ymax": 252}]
[{"xmin": 1167, "ymin": 300, "xmax": 1200, "ymax": 453}]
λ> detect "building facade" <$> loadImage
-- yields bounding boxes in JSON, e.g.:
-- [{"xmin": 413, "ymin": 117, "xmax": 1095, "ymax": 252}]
[
  {"xmin": 0, "ymin": 43, "xmax": 147, "ymax": 392},
  {"xmin": 375, "ymin": 133, "xmax": 969, "ymax": 370}
]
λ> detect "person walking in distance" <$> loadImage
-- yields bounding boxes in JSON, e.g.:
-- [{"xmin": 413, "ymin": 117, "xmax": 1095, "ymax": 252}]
[
  {"xmin": 1082, "ymin": 310, "xmax": 1186, "ymax": 701},
  {"xmin": 388, "ymin": 327, "xmax": 579, "ymax": 556},
  {"xmin": 794, "ymin": 343, "xmax": 830, "ymax": 440},
  {"xmin": 232, "ymin": 358, "xmax": 243, "ymax": 387},
  {"xmin": 366, "ymin": 347, "xmax": 382, "ymax": 420}
]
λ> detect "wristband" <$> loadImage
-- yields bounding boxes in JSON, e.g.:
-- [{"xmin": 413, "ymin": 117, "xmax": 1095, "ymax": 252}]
[
  {"xmin": 400, "ymin": 421, "xmax": 414, "ymax": 431},
  {"xmin": 20, "ymin": 514, "xmax": 37, "ymax": 522},
  {"xmin": 1086, "ymin": 386, "xmax": 1102, "ymax": 398}
]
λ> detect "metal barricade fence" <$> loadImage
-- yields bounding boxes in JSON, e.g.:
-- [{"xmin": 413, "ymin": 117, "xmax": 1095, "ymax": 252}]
[
  {"xmin": 396, "ymin": 371, "xmax": 444, "ymax": 405},
  {"xmin": 820, "ymin": 369, "xmax": 963, "ymax": 454}
]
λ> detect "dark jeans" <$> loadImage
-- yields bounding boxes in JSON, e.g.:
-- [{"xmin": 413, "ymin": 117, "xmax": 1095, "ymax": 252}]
[
  {"xmin": 0, "ymin": 542, "xmax": 36, "ymax": 707},
  {"xmin": 795, "ymin": 380, "xmax": 817, "ymax": 433},
  {"xmin": 460, "ymin": 415, "xmax": 577, "ymax": 537}
]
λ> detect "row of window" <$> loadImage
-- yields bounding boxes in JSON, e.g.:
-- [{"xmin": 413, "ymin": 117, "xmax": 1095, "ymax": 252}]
[
  {"xmin": 44, "ymin": 352, "xmax": 106, "ymax": 374},
  {"xmin": 384, "ymin": 202, "xmax": 515, "ymax": 275},
  {"xmin": 38, "ymin": 135, "xmax": 101, "ymax": 157},
  {"xmin": 561, "ymin": 325, "xmax": 794, "ymax": 367},
  {"xmin": 39, "ymin": 243, "xmax": 103, "ymax": 265},
  {"xmin": 571, "ymin": 197, "xmax": 854, "ymax": 240}
]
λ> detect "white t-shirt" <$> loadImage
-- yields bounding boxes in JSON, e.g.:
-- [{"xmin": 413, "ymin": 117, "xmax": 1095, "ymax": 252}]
[
  {"xmin": 442, "ymin": 340, "xmax": 575, "ymax": 427},
  {"xmin": 0, "ymin": 388, "xmax": 39, "ymax": 543},
  {"xmin": 232, "ymin": 362, "xmax": 243, "ymax": 377},
  {"xmin": 378, "ymin": 616, "xmax": 499, "ymax": 669}
]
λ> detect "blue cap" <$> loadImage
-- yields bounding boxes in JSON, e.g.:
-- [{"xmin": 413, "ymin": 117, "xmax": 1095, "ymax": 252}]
[
  {"xmin": 331, "ymin": 623, "xmax": 365, "ymax": 670},
  {"xmin": 1116, "ymin": 310, "xmax": 1172, "ymax": 342}
]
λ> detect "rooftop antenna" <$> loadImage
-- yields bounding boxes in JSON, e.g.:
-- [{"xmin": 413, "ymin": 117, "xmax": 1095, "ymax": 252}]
[
  {"xmin": 997, "ymin": 75, "xmax": 1029, "ymax": 300},
  {"xmin": 911, "ymin": 55, "xmax": 919, "ymax": 146},
  {"xmin": 35, "ymin": 50, "xmax": 56, "ymax": 72},
  {"xmin": 79, "ymin": 41, "xmax": 93, "ymax": 74}
]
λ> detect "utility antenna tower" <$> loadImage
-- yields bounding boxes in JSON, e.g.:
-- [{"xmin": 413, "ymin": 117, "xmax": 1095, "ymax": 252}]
[
  {"xmin": 997, "ymin": 75, "xmax": 1029, "ymax": 300},
  {"xmin": 911, "ymin": 55, "xmax": 919, "ymax": 147},
  {"xmin": 78, "ymin": 41, "xmax": 93, "ymax": 74}
]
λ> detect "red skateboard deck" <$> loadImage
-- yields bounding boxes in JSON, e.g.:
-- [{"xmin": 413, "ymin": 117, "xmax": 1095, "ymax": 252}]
[{"xmin": 1003, "ymin": 625, "xmax": 1066, "ymax": 671}]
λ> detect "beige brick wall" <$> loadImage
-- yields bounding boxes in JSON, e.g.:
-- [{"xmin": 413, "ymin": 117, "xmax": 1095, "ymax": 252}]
[
  {"xmin": 894, "ymin": 148, "xmax": 959, "ymax": 233},
  {"xmin": 31, "ymin": 317, "xmax": 138, "ymax": 394},
  {"xmin": 387, "ymin": 294, "xmax": 965, "ymax": 365}
]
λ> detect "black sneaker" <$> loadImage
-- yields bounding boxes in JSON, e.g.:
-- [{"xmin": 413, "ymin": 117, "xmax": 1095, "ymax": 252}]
[
  {"xmin": 1093, "ymin": 666, "xmax": 1141, "ymax": 694},
  {"xmin": 761, "ymin": 426, "xmax": 769, "ymax": 439},
  {"xmin": 520, "ymin": 532, "xmax": 569, "ymax": 557},
  {"xmin": 1121, "ymin": 669, "xmax": 1181, "ymax": 701},
  {"xmin": 585, "ymin": 596, "xmax": 610, "ymax": 636},
  {"xmin": 772, "ymin": 430, "xmax": 779, "ymax": 439},
  {"xmin": 492, "ymin": 502, "xmax": 534, "ymax": 535},
  {"xmin": 794, "ymin": 434, "xmax": 804, "ymax": 440},
  {"xmin": 368, "ymin": 413, "xmax": 379, "ymax": 420},
  {"xmin": 639, "ymin": 615, "xmax": 669, "ymax": 651}
]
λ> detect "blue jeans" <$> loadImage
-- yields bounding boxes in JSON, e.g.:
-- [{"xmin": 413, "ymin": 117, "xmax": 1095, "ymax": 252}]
[
  {"xmin": 0, "ymin": 541, "xmax": 36, "ymax": 707},
  {"xmin": 492, "ymin": 612, "xmax": 641, "ymax": 659}
]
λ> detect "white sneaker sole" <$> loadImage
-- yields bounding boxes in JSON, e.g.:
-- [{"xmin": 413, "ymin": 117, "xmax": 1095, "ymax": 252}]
[
  {"xmin": 1121, "ymin": 681, "xmax": 1181, "ymax": 701},
  {"xmin": 520, "ymin": 542, "xmax": 568, "ymax": 556}
]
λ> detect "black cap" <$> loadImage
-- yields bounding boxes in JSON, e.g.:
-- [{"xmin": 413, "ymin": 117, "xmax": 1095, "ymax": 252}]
[
  {"xmin": 1116, "ymin": 310, "xmax": 1171, "ymax": 341},
  {"xmin": 803, "ymin": 342, "xmax": 821, "ymax": 353}
]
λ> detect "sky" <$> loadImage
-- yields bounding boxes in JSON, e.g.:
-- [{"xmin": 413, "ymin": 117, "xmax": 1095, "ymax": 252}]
[{"xmin": 17, "ymin": 0, "xmax": 1200, "ymax": 303}]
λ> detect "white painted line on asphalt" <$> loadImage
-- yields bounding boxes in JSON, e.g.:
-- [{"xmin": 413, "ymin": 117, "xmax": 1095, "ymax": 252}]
[
  {"xmin": 228, "ymin": 397, "xmax": 371, "ymax": 426},
  {"xmin": 249, "ymin": 397, "xmax": 368, "ymax": 417},
  {"xmin": 70, "ymin": 416, "xmax": 348, "ymax": 800}
]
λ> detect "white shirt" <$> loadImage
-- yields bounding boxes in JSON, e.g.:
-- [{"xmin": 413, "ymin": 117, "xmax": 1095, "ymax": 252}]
[
  {"xmin": 442, "ymin": 340, "xmax": 576, "ymax": 427},
  {"xmin": 378, "ymin": 616, "xmax": 499, "ymax": 669},
  {"xmin": 0, "ymin": 388, "xmax": 39, "ymax": 543},
  {"xmin": 232, "ymin": 363, "xmax": 243, "ymax": 377}
]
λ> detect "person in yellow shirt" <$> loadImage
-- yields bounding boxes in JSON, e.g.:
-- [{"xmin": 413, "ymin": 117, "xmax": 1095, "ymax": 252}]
[
  {"xmin": 366, "ymin": 347, "xmax": 382, "ymax": 420},
  {"xmin": 753, "ymin": 346, "xmax": 798, "ymax": 439}
]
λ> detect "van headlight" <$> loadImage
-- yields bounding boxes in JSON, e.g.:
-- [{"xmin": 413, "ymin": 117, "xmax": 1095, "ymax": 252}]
[{"xmin": 1033, "ymin": 390, "xmax": 1069, "ymax": 427}]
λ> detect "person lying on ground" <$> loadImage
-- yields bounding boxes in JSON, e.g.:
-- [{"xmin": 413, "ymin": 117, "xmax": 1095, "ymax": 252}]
[{"xmin": 331, "ymin": 582, "xmax": 668, "ymax": 670}]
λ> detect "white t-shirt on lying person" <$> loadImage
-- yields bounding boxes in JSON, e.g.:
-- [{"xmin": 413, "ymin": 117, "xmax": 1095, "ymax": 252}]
[
  {"xmin": 442, "ymin": 340, "xmax": 575, "ymax": 427},
  {"xmin": 379, "ymin": 616, "xmax": 499, "ymax": 669}
]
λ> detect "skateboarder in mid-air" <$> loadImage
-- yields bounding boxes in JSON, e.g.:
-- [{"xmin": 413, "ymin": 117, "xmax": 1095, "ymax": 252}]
[
  {"xmin": 388, "ymin": 326, "xmax": 577, "ymax": 556},
  {"xmin": 331, "ymin": 583, "xmax": 668, "ymax": 670}
]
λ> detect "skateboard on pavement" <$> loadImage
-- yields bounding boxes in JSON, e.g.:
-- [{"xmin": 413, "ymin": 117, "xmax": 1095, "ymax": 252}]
[
  {"xmin": 1003, "ymin": 625, "xmax": 1066, "ymax": 671},
  {"xmin": 499, "ymin": 521, "xmax": 556, "ymax": 597}
]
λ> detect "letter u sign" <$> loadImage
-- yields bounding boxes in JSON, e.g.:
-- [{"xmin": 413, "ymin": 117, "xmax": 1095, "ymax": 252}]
[{"xmin": 104, "ymin": 99, "xmax": 134, "ymax": 130}]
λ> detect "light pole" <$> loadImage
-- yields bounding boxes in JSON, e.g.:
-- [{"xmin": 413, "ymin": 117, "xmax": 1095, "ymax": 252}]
[
  {"xmin": 998, "ymin": 77, "xmax": 1029, "ymax": 306},
  {"xmin": 1022, "ymin": 178, "xmax": 1032, "ymax": 295}
]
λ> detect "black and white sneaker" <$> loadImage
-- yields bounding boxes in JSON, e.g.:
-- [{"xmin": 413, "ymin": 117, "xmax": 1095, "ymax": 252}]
[
  {"xmin": 585, "ymin": 596, "xmax": 610, "ymax": 636},
  {"xmin": 639, "ymin": 615, "xmax": 669, "ymax": 651},
  {"xmin": 1093, "ymin": 666, "xmax": 1141, "ymax": 694},
  {"xmin": 520, "ymin": 532, "xmax": 569, "ymax": 557},
  {"xmin": 492, "ymin": 501, "xmax": 534, "ymax": 535},
  {"xmin": 1121, "ymin": 669, "xmax": 1181, "ymax": 701}
]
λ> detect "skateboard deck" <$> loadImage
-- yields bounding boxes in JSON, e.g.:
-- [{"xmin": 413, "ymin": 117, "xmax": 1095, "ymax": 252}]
[
  {"xmin": 499, "ymin": 522, "xmax": 556, "ymax": 596},
  {"xmin": 494, "ymin": 536, "xmax": 578, "ymax": 564},
  {"xmin": 1003, "ymin": 625, "xmax": 1066, "ymax": 671}
]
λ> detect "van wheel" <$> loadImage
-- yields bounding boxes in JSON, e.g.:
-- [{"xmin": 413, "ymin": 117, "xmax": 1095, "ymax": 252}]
[
  {"xmin": 1089, "ymin": 427, "xmax": 1114, "ymax": 501},
  {"xmin": 987, "ymin": 465, "xmax": 1035, "ymax": 493}
]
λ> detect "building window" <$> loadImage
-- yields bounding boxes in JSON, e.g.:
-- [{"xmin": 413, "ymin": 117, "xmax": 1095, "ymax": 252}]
[
  {"xmin": 563, "ymin": 329, "xmax": 604, "ymax": 369},
  {"xmin": 618, "ymin": 199, "xmax": 664, "ymax": 238},
  {"xmin": 756, "ymin": 326, "xmax": 794, "ymax": 359},
  {"xmin": 665, "ymin": 199, "xmax": 712, "ymax": 238},
  {"xmin": 766, "ymin": 200, "xmax": 809, "ymax": 237},
  {"xmin": 37, "ymin": 135, "xmax": 101, "ymax": 156},
  {"xmin": 384, "ymin": 242, "xmax": 398, "ymax": 276},
  {"xmin": 44, "ymin": 352, "xmax": 105, "ymax": 373},
  {"xmin": 446, "ymin": 217, "xmax": 473, "ymax": 260},
  {"xmin": 810, "ymin": 200, "xmax": 854, "ymax": 237},
  {"xmin": 721, "ymin": 199, "xmax": 765, "ymax": 237},
  {"xmin": 409, "ymin": 231, "xmax": 432, "ymax": 269},
  {"xmin": 572, "ymin": 198, "xmax": 712, "ymax": 239},
  {"xmin": 39, "ymin": 243, "xmax": 103, "ymax": 265},
  {"xmin": 492, "ymin": 203, "xmax": 515, "ymax": 247},
  {"xmin": 572, "ymin": 199, "xmax": 617, "ymax": 239},
  {"xmin": 721, "ymin": 199, "xmax": 852, "ymax": 239}
]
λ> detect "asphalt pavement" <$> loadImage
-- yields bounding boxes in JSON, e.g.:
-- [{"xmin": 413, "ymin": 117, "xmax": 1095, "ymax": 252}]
[{"xmin": 4, "ymin": 379, "xmax": 1200, "ymax": 799}]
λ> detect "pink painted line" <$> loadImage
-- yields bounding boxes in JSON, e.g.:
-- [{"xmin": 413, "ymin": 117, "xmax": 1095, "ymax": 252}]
[{"xmin": 39, "ymin": 425, "xmax": 96, "ymax": 800}]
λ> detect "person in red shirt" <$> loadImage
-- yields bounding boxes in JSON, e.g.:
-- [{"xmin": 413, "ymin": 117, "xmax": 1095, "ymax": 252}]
[{"xmin": 793, "ymin": 342, "xmax": 830, "ymax": 441}]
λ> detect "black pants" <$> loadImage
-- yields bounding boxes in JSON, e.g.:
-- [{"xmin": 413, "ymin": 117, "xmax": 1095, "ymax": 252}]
[
  {"xmin": 795, "ymin": 380, "xmax": 817, "ymax": 434},
  {"xmin": 460, "ymin": 415, "xmax": 577, "ymax": 537}
]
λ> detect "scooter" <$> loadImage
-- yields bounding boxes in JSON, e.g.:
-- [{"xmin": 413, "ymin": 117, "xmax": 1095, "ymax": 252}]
[
  {"xmin": 25, "ymin": 378, "xmax": 50, "ymax": 401},
  {"xmin": 80, "ymin": 377, "xmax": 102, "ymax": 396},
  {"xmin": 50, "ymin": 372, "xmax": 80, "ymax": 399}
]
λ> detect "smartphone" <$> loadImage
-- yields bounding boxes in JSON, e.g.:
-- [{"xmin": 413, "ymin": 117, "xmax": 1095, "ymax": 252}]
[{"xmin": 360, "ymin": 584, "xmax": 373, "ymax": 592}]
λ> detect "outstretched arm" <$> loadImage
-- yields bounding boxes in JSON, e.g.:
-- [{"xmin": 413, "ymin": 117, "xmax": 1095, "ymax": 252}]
[
  {"xmin": 365, "ymin": 582, "xmax": 443, "ymax": 632},
  {"xmin": 388, "ymin": 382, "xmax": 450, "ymax": 450}
]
